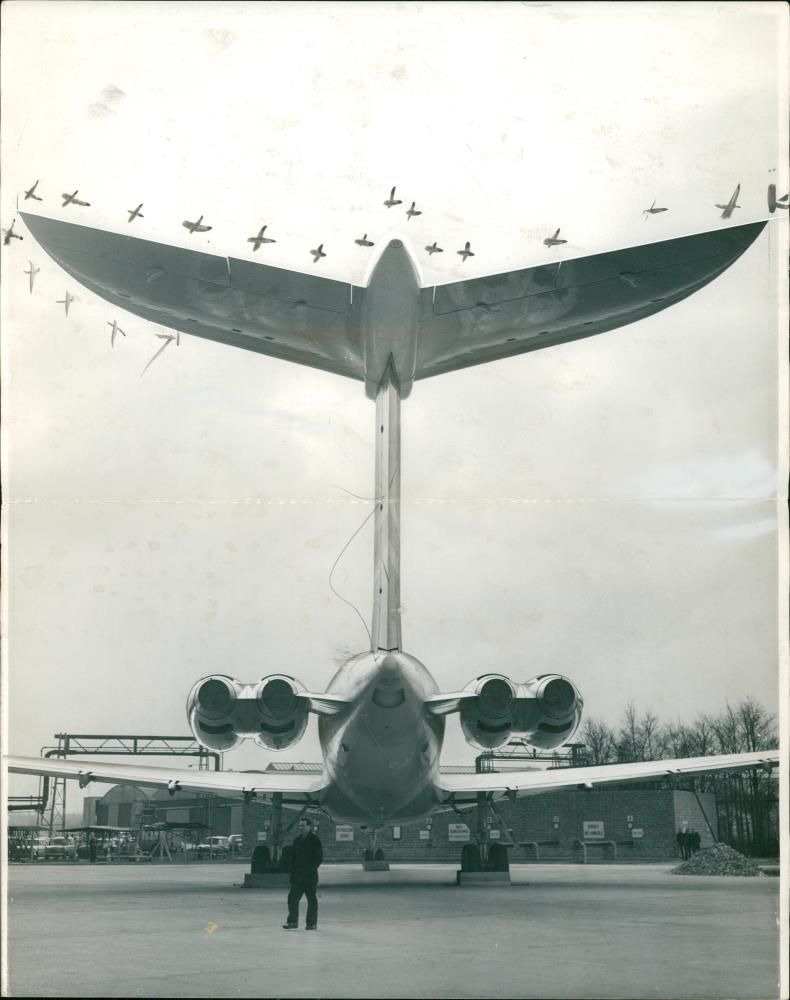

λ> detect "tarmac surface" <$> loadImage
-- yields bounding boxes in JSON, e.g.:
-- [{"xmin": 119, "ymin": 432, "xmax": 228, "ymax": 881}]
[{"xmin": 5, "ymin": 862, "xmax": 781, "ymax": 999}]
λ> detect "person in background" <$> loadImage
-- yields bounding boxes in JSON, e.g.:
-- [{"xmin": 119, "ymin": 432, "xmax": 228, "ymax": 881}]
[{"xmin": 282, "ymin": 817, "xmax": 323, "ymax": 931}]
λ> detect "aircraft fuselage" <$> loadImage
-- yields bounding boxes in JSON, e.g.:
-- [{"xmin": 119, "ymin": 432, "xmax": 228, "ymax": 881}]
[{"xmin": 317, "ymin": 650, "xmax": 446, "ymax": 824}]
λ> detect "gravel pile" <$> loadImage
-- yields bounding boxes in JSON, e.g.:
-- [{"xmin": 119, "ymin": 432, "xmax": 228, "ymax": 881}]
[{"xmin": 671, "ymin": 843, "xmax": 762, "ymax": 876}]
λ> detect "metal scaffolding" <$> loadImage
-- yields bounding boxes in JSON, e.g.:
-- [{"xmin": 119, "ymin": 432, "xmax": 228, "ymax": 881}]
[{"xmin": 40, "ymin": 733, "xmax": 220, "ymax": 835}]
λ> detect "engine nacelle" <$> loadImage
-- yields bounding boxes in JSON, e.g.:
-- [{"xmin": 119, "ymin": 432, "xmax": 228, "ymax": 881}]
[
  {"xmin": 460, "ymin": 673, "xmax": 583, "ymax": 751},
  {"xmin": 187, "ymin": 673, "xmax": 309, "ymax": 752},
  {"xmin": 253, "ymin": 675, "xmax": 310, "ymax": 751},
  {"xmin": 460, "ymin": 675, "xmax": 517, "ymax": 750}
]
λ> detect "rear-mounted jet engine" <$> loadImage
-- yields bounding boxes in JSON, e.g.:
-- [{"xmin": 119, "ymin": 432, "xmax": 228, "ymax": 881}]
[
  {"xmin": 459, "ymin": 673, "xmax": 582, "ymax": 750},
  {"xmin": 187, "ymin": 673, "xmax": 310, "ymax": 752}
]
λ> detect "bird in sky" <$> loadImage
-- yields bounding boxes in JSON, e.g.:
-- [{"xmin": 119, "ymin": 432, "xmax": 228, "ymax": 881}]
[
  {"xmin": 384, "ymin": 187, "xmax": 402, "ymax": 208},
  {"xmin": 2, "ymin": 220, "xmax": 23, "ymax": 245},
  {"xmin": 182, "ymin": 215, "xmax": 212, "ymax": 234},
  {"xmin": 247, "ymin": 225, "xmax": 276, "ymax": 251},
  {"xmin": 457, "ymin": 241, "xmax": 474, "ymax": 262},
  {"xmin": 62, "ymin": 190, "xmax": 91, "ymax": 208},
  {"xmin": 406, "ymin": 202, "xmax": 422, "ymax": 221},
  {"xmin": 141, "ymin": 333, "xmax": 176, "ymax": 375},
  {"xmin": 643, "ymin": 199, "xmax": 668, "ymax": 218},
  {"xmin": 56, "ymin": 291, "xmax": 76, "ymax": 315},
  {"xmin": 354, "ymin": 234, "xmax": 374, "ymax": 247},
  {"xmin": 715, "ymin": 184, "xmax": 741, "ymax": 219},
  {"xmin": 543, "ymin": 228, "xmax": 567, "ymax": 247},
  {"xmin": 24, "ymin": 261, "xmax": 40, "ymax": 293},
  {"xmin": 310, "ymin": 243, "xmax": 326, "ymax": 263},
  {"xmin": 108, "ymin": 319, "xmax": 126, "ymax": 346},
  {"xmin": 24, "ymin": 180, "xmax": 43, "ymax": 201},
  {"xmin": 424, "ymin": 241, "xmax": 444, "ymax": 255},
  {"xmin": 127, "ymin": 203, "xmax": 144, "ymax": 222}
]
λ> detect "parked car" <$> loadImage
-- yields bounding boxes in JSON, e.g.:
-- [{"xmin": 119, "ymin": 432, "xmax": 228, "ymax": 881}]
[
  {"xmin": 196, "ymin": 836, "xmax": 230, "ymax": 859},
  {"xmin": 32, "ymin": 835, "xmax": 50, "ymax": 860},
  {"xmin": 44, "ymin": 836, "xmax": 78, "ymax": 861},
  {"xmin": 228, "ymin": 835, "xmax": 244, "ymax": 854}
]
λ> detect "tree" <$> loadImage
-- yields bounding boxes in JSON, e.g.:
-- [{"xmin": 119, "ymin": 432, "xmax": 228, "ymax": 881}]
[{"xmin": 579, "ymin": 718, "xmax": 616, "ymax": 764}]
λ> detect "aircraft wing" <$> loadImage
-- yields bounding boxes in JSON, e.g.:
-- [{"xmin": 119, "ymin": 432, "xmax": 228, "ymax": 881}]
[
  {"xmin": 436, "ymin": 749, "xmax": 779, "ymax": 805},
  {"xmin": 413, "ymin": 222, "xmax": 765, "ymax": 380},
  {"xmin": 20, "ymin": 213, "xmax": 367, "ymax": 382},
  {"xmin": 5, "ymin": 754, "xmax": 328, "ymax": 805}
]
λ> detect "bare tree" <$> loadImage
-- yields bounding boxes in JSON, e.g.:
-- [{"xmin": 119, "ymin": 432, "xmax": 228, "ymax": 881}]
[{"xmin": 579, "ymin": 718, "xmax": 617, "ymax": 764}]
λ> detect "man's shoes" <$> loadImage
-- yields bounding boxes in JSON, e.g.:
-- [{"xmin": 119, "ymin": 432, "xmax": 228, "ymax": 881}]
[
  {"xmin": 282, "ymin": 923, "xmax": 298, "ymax": 930},
  {"xmin": 306, "ymin": 925, "xmax": 318, "ymax": 931}
]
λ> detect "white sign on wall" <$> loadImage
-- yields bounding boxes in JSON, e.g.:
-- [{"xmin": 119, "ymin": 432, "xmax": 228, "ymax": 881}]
[
  {"xmin": 419, "ymin": 830, "xmax": 430, "ymax": 840},
  {"xmin": 583, "ymin": 821, "xmax": 605, "ymax": 840},
  {"xmin": 335, "ymin": 825, "xmax": 354, "ymax": 842},
  {"xmin": 448, "ymin": 823, "xmax": 470, "ymax": 842},
  {"xmin": 631, "ymin": 828, "xmax": 644, "ymax": 839},
  {"xmin": 489, "ymin": 829, "xmax": 501, "ymax": 840}
]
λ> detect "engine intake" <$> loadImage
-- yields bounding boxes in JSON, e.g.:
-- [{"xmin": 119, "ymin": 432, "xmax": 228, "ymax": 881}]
[
  {"xmin": 187, "ymin": 673, "xmax": 309, "ymax": 752},
  {"xmin": 460, "ymin": 672, "xmax": 582, "ymax": 750}
]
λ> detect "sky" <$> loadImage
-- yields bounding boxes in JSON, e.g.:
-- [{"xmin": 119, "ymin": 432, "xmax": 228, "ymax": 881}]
[{"xmin": 1, "ymin": 1, "xmax": 788, "ymax": 806}]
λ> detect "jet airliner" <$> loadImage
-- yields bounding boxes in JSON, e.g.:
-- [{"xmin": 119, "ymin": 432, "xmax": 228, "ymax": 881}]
[
  {"xmin": 716, "ymin": 184, "xmax": 741, "ymax": 219},
  {"xmin": 2, "ymin": 220, "xmax": 23, "ymax": 245},
  {"xmin": 7, "ymin": 211, "xmax": 779, "ymax": 843},
  {"xmin": 543, "ymin": 228, "xmax": 567, "ymax": 247},
  {"xmin": 62, "ymin": 190, "xmax": 91, "ymax": 208},
  {"xmin": 183, "ymin": 215, "xmax": 212, "ymax": 234},
  {"xmin": 24, "ymin": 261, "xmax": 40, "ymax": 292}
]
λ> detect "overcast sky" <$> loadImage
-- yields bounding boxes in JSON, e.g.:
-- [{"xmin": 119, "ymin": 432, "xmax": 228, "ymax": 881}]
[{"xmin": 2, "ymin": 2, "xmax": 787, "ymax": 801}]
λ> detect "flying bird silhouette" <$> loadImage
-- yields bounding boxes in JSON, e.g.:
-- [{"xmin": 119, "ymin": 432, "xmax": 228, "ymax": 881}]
[
  {"xmin": 457, "ymin": 241, "xmax": 474, "ymax": 262},
  {"xmin": 424, "ymin": 241, "xmax": 444, "ymax": 255},
  {"xmin": 127, "ymin": 203, "xmax": 144, "ymax": 222},
  {"xmin": 24, "ymin": 180, "xmax": 43, "ymax": 201},
  {"xmin": 406, "ymin": 202, "xmax": 422, "ymax": 221},
  {"xmin": 354, "ymin": 234, "xmax": 375, "ymax": 247},
  {"xmin": 310, "ymin": 243, "xmax": 326, "ymax": 263}
]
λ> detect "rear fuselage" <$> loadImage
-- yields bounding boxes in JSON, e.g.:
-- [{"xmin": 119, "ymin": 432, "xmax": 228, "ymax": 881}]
[{"xmin": 317, "ymin": 650, "xmax": 445, "ymax": 824}]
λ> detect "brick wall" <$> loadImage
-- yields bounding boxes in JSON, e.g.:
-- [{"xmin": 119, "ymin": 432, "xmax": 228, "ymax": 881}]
[{"xmin": 242, "ymin": 785, "xmax": 695, "ymax": 862}]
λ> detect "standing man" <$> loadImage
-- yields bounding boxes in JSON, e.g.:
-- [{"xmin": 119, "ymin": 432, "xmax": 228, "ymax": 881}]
[{"xmin": 283, "ymin": 817, "xmax": 323, "ymax": 931}]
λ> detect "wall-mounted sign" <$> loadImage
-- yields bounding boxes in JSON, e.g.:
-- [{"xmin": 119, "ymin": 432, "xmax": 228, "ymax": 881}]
[
  {"xmin": 553, "ymin": 816, "xmax": 560, "ymax": 824},
  {"xmin": 392, "ymin": 826, "xmax": 402, "ymax": 840},
  {"xmin": 419, "ymin": 830, "xmax": 430, "ymax": 840},
  {"xmin": 489, "ymin": 829, "xmax": 501, "ymax": 840},
  {"xmin": 583, "ymin": 821, "xmax": 605, "ymax": 840},
  {"xmin": 631, "ymin": 828, "xmax": 644, "ymax": 839},
  {"xmin": 448, "ymin": 823, "xmax": 470, "ymax": 842},
  {"xmin": 335, "ymin": 825, "xmax": 354, "ymax": 842},
  {"xmin": 256, "ymin": 832, "xmax": 267, "ymax": 841},
  {"xmin": 626, "ymin": 815, "xmax": 634, "ymax": 823}
]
